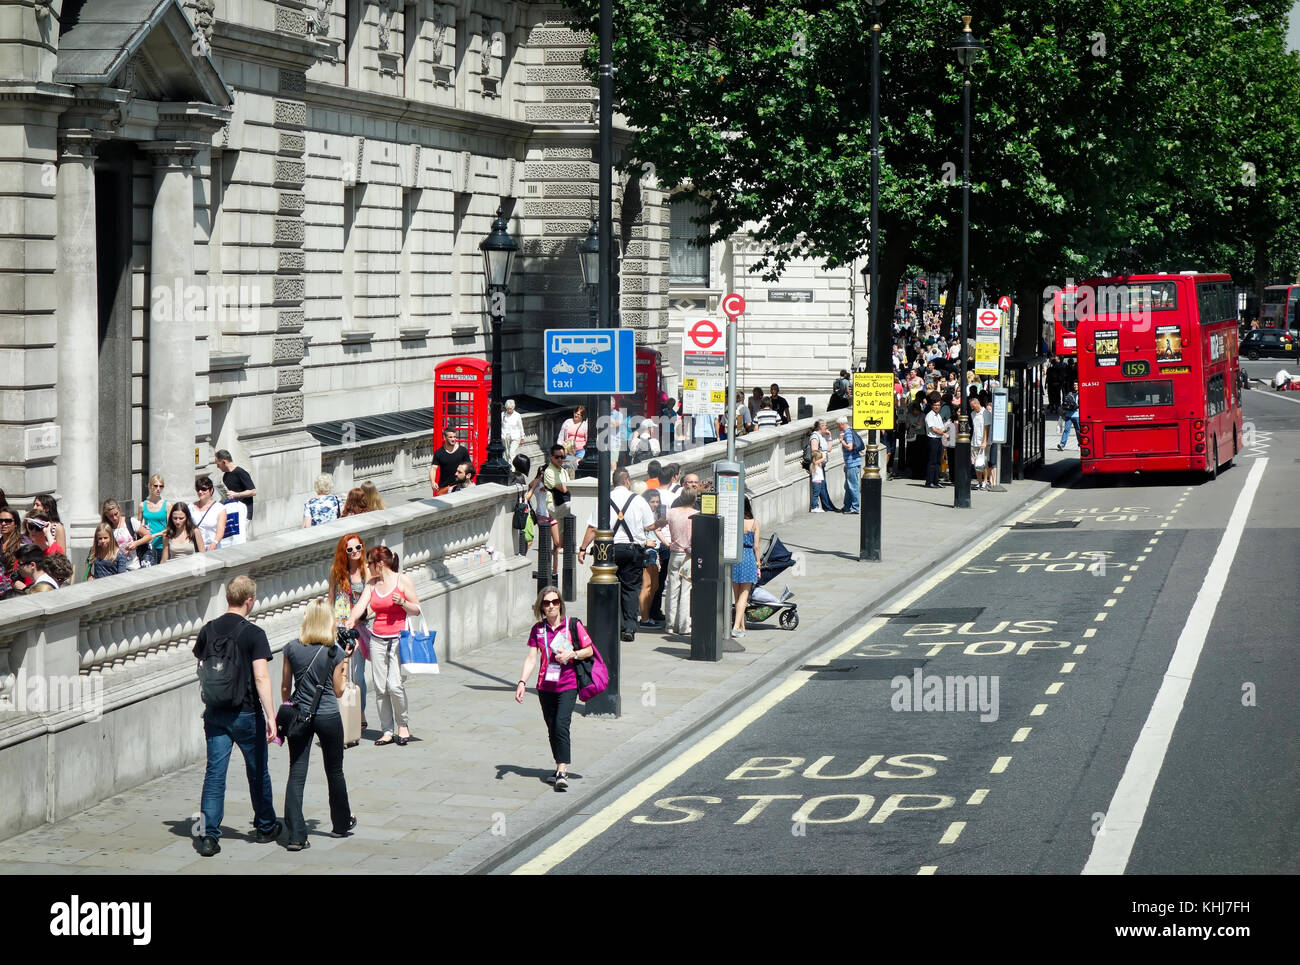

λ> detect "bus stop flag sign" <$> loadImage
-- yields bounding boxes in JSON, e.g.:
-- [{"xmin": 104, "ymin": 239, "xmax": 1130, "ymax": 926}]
[{"xmin": 544, "ymin": 328, "xmax": 636, "ymax": 395}]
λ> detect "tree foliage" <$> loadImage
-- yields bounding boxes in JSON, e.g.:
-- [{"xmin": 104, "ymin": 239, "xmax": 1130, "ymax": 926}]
[{"xmin": 568, "ymin": 0, "xmax": 1300, "ymax": 352}]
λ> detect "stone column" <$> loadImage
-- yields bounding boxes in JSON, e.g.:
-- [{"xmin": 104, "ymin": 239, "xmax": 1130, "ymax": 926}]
[
  {"xmin": 147, "ymin": 146, "xmax": 199, "ymax": 495},
  {"xmin": 55, "ymin": 131, "xmax": 101, "ymax": 545}
]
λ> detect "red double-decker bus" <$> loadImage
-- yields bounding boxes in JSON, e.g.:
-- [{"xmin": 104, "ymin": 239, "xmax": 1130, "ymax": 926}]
[
  {"xmin": 1075, "ymin": 273, "xmax": 1243, "ymax": 478},
  {"xmin": 1052, "ymin": 284, "xmax": 1080, "ymax": 356},
  {"xmin": 1260, "ymin": 283, "xmax": 1299, "ymax": 333}
]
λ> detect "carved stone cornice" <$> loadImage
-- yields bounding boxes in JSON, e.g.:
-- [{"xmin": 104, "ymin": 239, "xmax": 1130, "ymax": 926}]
[{"xmin": 144, "ymin": 143, "xmax": 201, "ymax": 170}]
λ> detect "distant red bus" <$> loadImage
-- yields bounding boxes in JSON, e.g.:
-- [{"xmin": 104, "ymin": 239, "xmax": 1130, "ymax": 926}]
[
  {"xmin": 1260, "ymin": 284, "xmax": 1299, "ymax": 332},
  {"xmin": 1053, "ymin": 284, "xmax": 1080, "ymax": 356},
  {"xmin": 1075, "ymin": 273, "xmax": 1243, "ymax": 478}
]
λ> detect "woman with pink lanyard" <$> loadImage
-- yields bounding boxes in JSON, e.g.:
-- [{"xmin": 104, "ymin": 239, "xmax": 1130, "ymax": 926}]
[
  {"xmin": 513, "ymin": 586, "xmax": 593, "ymax": 789},
  {"xmin": 347, "ymin": 545, "xmax": 420, "ymax": 746}
]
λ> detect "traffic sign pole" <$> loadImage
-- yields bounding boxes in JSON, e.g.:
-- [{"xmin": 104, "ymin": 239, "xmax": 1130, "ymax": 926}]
[{"xmin": 723, "ymin": 308, "xmax": 742, "ymax": 652}]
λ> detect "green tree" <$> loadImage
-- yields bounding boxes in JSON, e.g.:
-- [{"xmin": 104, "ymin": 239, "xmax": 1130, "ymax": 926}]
[{"xmin": 568, "ymin": 0, "xmax": 1300, "ymax": 356}]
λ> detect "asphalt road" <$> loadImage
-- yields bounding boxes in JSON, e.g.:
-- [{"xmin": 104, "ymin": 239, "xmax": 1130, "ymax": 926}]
[{"xmin": 502, "ymin": 387, "xmax": 1299, "ymax": 875}]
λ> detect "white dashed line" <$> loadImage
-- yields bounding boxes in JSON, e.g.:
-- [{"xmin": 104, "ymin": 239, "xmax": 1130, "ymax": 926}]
[
  {"xmin": 1061, "ymin": 662, "xmax": 1075, "ymax": 673},
  {"xmin": 918, "ymin": 866, "xmax": 938, "ymax": 875},
  {"xmin": 1104, "ymin": 598, "xmax": 1117, "ymax": 607},
  {"xmin": 940, "ymin": 822, "xmax": 966, "ymax": 844},
  {"xmin": 1046, "ymin": 682, "xmax": 1063, "ymax": 694},
  {"xmin": 990, "ymin": 757, "xmax": 1012, "ymax": 774},
  {"xmin": 1122, "ymin": 575, "xmax": 1133, "ymax": 583},
  {"xmin": 1083, "ymin": 628, "xmax": 1097, "ymax": 638},
  {"xmin": 967, "ymin": 789, "xmax": 989, "ymax": 806},
  {"xmin": 1012, "ymin": 728, "xmax": 1032, "ymax": 742},
  {"xmin": 1085, "ymin": 458, "xmax": 1268, "ymax": 875},
  {"xmin": 1074, "ymin": 645, "xmax": 1088, "ymax": 654},
  {"xmin": 1031, "ymin": 704, "xmax": 1048, "ymax": 716},
  {"xmin": 1113, "ymin": 586, "xmax": 1126, "ymax": 594},
  {"xmin": 1094, "ymin": 612, "xmax": 1108, "ymax": 622}
]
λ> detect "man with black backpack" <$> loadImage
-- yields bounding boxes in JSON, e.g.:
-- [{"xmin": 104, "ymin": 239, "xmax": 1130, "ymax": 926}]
[
  {"xmin": 577, "ymin": 468, "xmax": 665, "ymax": 642},
  {"xmin": 193, "ymin": 575, "xmax": 281, "ymax": 857}
]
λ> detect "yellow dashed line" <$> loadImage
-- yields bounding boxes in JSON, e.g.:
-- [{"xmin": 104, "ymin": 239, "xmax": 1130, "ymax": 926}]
[
  {"xmin": 1046, "ymin": 682, "xmax": 1063, "ymax": 694},
  {"xmin": 940, "ymin": 821, "xmax": 966, "ymax": 844},
  {"xmin": 1083, "ymin": 628, "xmax": 1097, "ymax": 638},
  {"xmin": 1061, "ymin": 662, "xmax": 1075, "ymax": 673},
  {"xmin": 1012, "ymin": 727, "xmax": 1032, "ymax": 742},
  {"xmin": 1031, "ymin": 703, "xmax": 1048, "ymax": 716},
  {"xmin": 990, "ymin": 757, "xmax": 1012, "ymax": 774},
  {"xmin": 967, "ymin": 789, "xmax": 989, "ymax": 806},
  {"xmin": 918, "ymin": 866, "xmax": 938, "ymax": 875}
]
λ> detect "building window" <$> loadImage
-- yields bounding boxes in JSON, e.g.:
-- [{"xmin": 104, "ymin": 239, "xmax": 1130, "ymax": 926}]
[{"xmin": 669, "ymin": 195, "xmax": 710, "ymax": 286}]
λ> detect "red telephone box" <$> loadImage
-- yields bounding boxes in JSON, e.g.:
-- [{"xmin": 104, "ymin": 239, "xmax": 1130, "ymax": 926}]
[
  {"xmin": 616, "ymin": 347, "xmax": 663, "ymax": 421},
  {"xmin": 433, "ymin": 357, "xmax": 492, "ymax": 469}
]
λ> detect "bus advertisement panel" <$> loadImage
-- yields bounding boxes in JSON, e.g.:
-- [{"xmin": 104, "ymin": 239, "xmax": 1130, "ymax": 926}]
[{"xmin": 1074, "ymin": 273, "xmax": 1242, "ymax": 478}]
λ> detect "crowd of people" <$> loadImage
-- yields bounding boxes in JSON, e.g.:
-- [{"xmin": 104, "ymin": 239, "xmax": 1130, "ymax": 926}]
[{"xmin": 0, "ymin": 454, "xmax": 396, "ymax": 600}]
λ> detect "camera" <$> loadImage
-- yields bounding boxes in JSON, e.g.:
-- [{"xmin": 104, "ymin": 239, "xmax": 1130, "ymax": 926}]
[{"xmin": 337, "ymin": 626, "xmax": 361, "ymax": 649}]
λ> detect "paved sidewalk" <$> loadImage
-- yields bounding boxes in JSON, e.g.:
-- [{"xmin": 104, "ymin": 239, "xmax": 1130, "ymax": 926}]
[{"xmin": 0, "ymin": 452, "xmax": 1075, "ymax": 874}]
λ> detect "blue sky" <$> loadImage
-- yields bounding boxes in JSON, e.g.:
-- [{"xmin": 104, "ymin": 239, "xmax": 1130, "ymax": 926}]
[{"xmin": 1291, "ymin": 2, "xmax": 1300, "ymax": 51}]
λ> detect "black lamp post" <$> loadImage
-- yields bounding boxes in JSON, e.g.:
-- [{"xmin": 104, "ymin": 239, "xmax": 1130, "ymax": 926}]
[
  {"xmin": 860, "ymin": 0, "xmax": 886, "ymax": 561},
  {"xmin": 584, "ymin": 0, "xmax": 621, "ymax": 716},
  {"xmin": 951, "ymin": 15, "xmax": 983, "ymax": 510},
  {"xmin": 576, "ymin": 219, "xmax": 602, "ymax": 479},
  {"xmin": 477, "ymin": 206, "xmax": 517, "ymax": 487}
]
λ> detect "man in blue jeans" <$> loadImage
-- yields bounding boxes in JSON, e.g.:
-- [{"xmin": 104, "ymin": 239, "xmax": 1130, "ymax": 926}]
[
  {"xmin": 836, "ymin": 415, "xmax": 862, "ymax": 513},
  {"xmin": 193, "ymin": 575, "xmax": 282, "ymax": 856},
  {"xmin": 1057, "ymin": 381, "xmax": 1080, "ymax": 450}
]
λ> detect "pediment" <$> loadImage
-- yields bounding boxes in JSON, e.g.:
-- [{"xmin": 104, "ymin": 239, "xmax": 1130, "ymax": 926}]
[{"xmin": 54, "ymin": 0, "xmax": 232, "ymax": 108}]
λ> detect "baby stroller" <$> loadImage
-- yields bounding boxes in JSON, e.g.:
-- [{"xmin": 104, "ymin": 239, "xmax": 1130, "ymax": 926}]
[{"xmin": 744, "ymin": 534, "xmax": 800, "ymax": 630}]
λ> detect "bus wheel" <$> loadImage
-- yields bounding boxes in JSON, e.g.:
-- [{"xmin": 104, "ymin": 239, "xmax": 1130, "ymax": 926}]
[
  {"xmin": 1224, "ymin": 429, "xmax": 1237, "ymax": 469},
  {"xmin": 1207, "ymin": 439, "xmax": 1218, "ymax": 481}
]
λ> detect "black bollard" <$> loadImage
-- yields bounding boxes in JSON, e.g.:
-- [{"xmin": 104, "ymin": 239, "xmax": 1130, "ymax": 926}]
[
  {"xmin": 690, "ymin": 514, "xmax": 725, "ymax": 661},
  {"xmin": 536, "ymin": 516, "xmax": 552, "ymax": 594},
  {"xmin": 562, "ymin": 514, "xmax": 577, "ymax": 602}
]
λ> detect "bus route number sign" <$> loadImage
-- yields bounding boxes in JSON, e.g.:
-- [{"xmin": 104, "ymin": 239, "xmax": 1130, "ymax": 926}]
[{"xmin": 1121, "ymin": 360, "xmax": 1150, "ymax": 378}]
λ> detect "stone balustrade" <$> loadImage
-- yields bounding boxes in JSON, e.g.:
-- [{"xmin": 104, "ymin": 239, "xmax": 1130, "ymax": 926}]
[{"xmin": 0, "ymin": 485, "xmax": 533, "ymax": 841}]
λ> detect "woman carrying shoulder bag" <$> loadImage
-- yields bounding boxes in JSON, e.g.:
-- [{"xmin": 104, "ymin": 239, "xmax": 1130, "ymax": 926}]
[
  {"xmin": 347, "ymin": 545, "xmax": 420, "ymax": 746},
  {"xmin": 513, "ymin": 586, "xmax": 594, "ymax": 790},
  {"xmin": 281, "ymin": 598, "xmax": 356, "ymax": 851}
]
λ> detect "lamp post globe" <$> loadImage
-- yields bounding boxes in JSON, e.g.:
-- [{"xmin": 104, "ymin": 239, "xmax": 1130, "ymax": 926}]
[{"xmin": 477, "ymin": 207, "xmax": 517, "ymax": 487}]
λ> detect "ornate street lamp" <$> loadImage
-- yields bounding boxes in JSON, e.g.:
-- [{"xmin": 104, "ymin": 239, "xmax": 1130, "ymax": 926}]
[
  {"xmin": 861, "ymin": 0, "xmax": 887, "ymax": 561},
  {"xmin": 477, "ymin": 207, "xmax": 517, "ymax": 487},
  {"xmin": 951, "ymin": 15, "xmax": 984, "ymax": 510}
]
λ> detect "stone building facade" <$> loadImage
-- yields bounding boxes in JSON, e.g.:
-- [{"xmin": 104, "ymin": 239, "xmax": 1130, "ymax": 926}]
[{"xmin": 1, "ymin": 0, "xmax": 856, "ymax": 544}]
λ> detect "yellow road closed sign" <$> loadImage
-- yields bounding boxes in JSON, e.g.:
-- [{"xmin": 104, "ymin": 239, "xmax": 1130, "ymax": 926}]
[{"xmin": 853, "ymin": 372, "xmax": 894, "ymax": 430}]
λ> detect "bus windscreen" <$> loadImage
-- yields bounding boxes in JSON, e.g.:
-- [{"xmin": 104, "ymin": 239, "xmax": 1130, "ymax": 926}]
[{"xmin": 1105, "ymin": 380, "xmax": 1174, "ymax": 408}]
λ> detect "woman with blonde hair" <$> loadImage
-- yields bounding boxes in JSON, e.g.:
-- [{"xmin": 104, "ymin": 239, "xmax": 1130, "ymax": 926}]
[
  {"xmin": 360, "ymin": 480, "xmax": 386, "ymax": 511},
  {"xmin": 86, "ymin": 522, "xmax": 128, "ymax": 580},
  {"xmin": 101, "ymin": 499, "xmax": 150, "ymax": 570},
  {"xmin": 281, "ymin": 598, "xmax": 356, "ymax": 850},
  {"xmin": 141, "ymin": 473, "xmax": 168, "ymax": 565}
]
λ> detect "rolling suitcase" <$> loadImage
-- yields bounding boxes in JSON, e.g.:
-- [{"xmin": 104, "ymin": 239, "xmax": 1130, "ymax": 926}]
[{"xmin": 340, "ymin": 658, "xmax": 362, "ymax": 747}]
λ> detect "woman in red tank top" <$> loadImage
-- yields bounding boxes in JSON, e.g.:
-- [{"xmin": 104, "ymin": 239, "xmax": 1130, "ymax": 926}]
[{"xmin": 348, "ymin": 546, "xmax": 421, "ymax": 745}]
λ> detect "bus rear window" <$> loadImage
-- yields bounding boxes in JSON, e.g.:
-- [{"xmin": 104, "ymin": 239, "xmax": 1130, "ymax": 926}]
[{"xmin": 1105, "ymin": 380, "xmax": 1174, "ymax": 408}]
